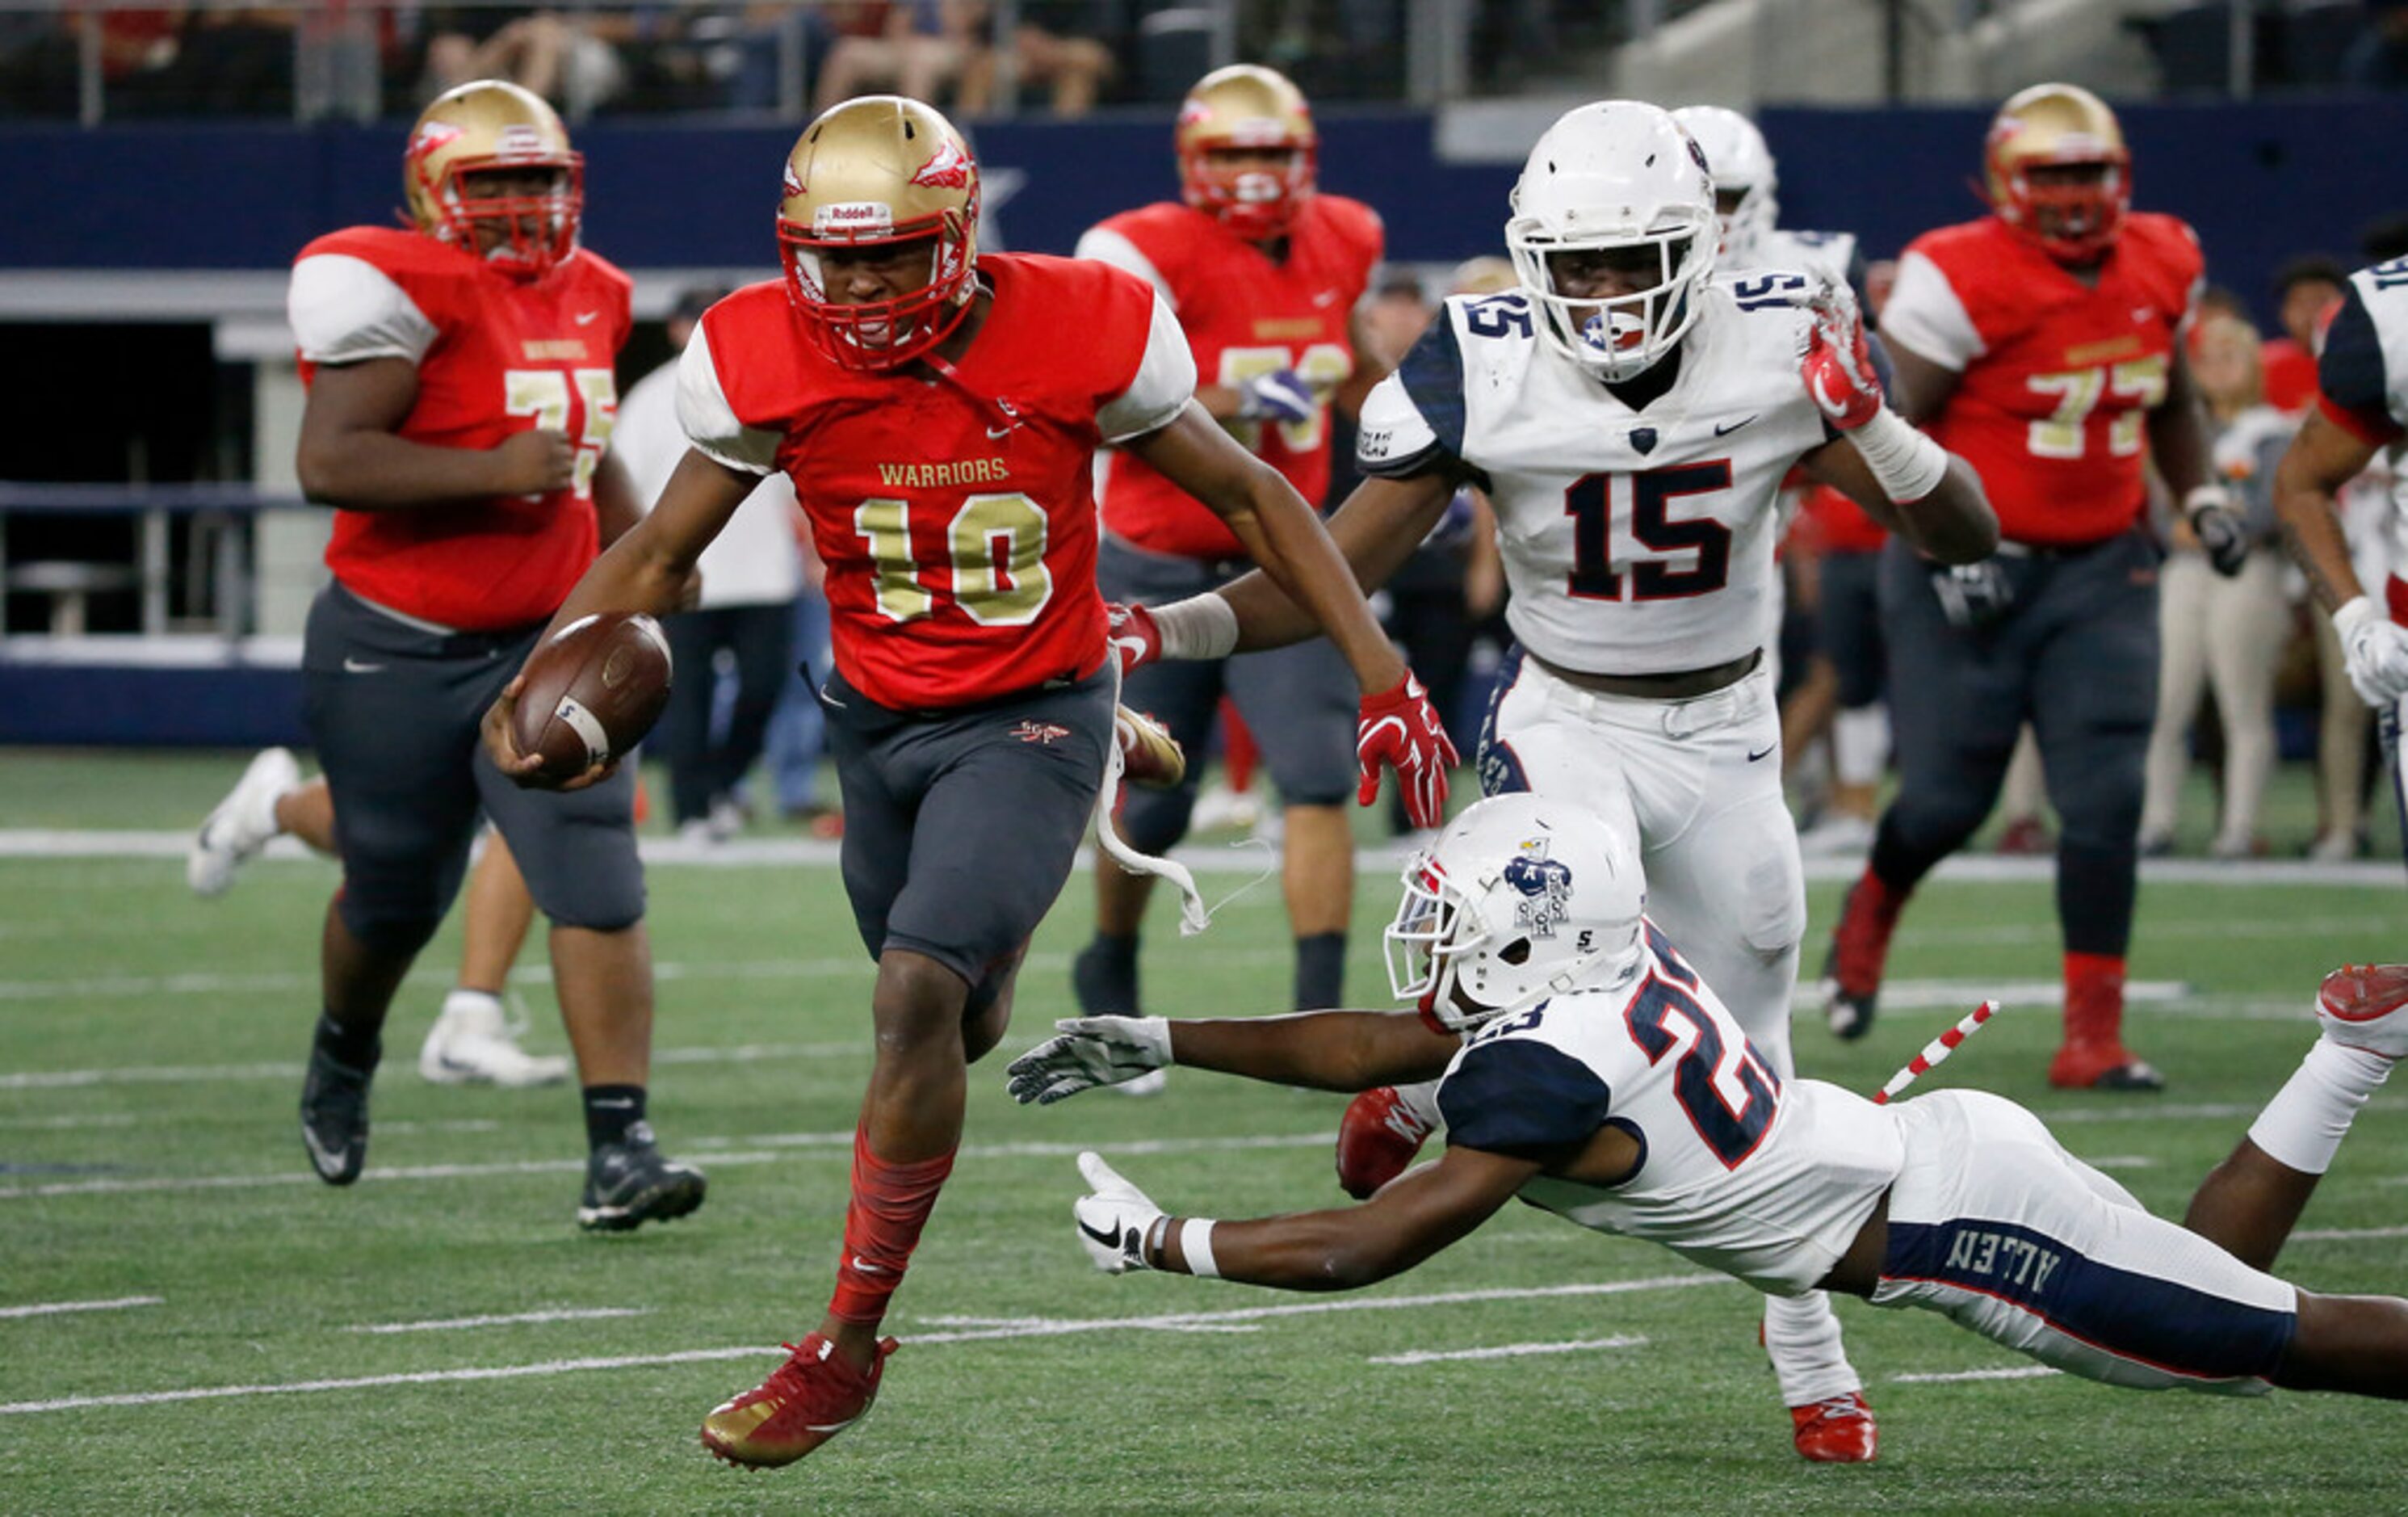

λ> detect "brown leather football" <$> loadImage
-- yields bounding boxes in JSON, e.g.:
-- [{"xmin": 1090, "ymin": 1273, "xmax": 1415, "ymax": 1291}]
[{"xmin": 510, "ymin": 611, "xmax": 673, "ymax": 782}]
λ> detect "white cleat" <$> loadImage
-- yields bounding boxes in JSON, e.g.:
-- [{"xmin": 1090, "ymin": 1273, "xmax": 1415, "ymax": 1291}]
[
  {"xmin": 418, "ymin": 991, "xmax": 571, "ymax": 1087},
  {"xmin": 2317, "ymin": 964, "xmax": 2408, "ymax": 1061},
  {"xmin": 187, "ymin": 747, "xmax": 300, "ymax": 897}
]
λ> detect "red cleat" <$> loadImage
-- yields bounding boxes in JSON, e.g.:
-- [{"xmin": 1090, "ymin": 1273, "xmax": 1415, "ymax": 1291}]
[
  {"xmin": 1115, "ymin": 706, "xmax": 1186, "ymax": 790},
  {"xmin": 1789, "ymin": 1391, "xmax": 1879, "ymax": 1464},
  {"xmin": 2318, "ymin": 964, "xmax": 2408, "ymax": 1059},
  {"xmin": 1821, "ymin": 872, "xmax": 1905, "ymax": 1041},
  {"xmin": 701, "ymin": 1334, "xmax": 897, "ymax": 1469},
  {"xmin": 2047, "ymin": 1040, "xmax": 2163, "ymax": 1091},
  {"xmin": 1335, "ymin": 1086, "xmax": 1437, "ymax": 1200}
]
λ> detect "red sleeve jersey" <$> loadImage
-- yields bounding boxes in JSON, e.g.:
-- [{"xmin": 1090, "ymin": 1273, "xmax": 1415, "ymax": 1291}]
[
  {"xmin": 1095, "ymin": 194, "xmax": 1383, "ymax": 559},
  {"xmin": 1902, "ymin": 213, "xmax": 2202, "ymax": 547},
  {"xmin": 695, "ymin": 254, "xmax": 1165, "ymax": 711},
  {"xmin": 293, "ymin": 227, "xmax": 631, "ymax": 629}
]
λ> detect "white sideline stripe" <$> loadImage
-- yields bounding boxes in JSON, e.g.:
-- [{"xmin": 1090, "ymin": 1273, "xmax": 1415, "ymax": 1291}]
[
  {"xmin": 1370, "ymin": 1334, "xmax": 1647, "ymax": 1366},
  {"xmin": 0, "ymin": 1275, "xmax": 1728, "ymax": 1416},
  {"xmin": 0, "ymin": 1296, "xmax": 162, "ymax": 1320},
  {"xmin": 350, "ymin": 1308, "xmax": 648, "ymax": 1334},
  {"xmin": 0, "ymin": 1038, "xmax": 875, "ymax": 1088},
  {"xmin": 1892, "ymin": 1365, "xmax": 2061, "ymax": 1385},
  {"xmin": 0, "ymin": 1131, "xmax": 1338, "ymax": 1202},
  {"xmin": 2293, "ymin": 1225, "xmax": 2408, "ymax": 1241},
  {"xmin": 4, "ymin": 827, "xmax": 2402, "ymax": 886},
  {"xmin": 0, "ymin": 1113, "xmax": 136, "ymax": 1130},
  {"xmin": 917, "ymin": 1315, "xmax": 1259, "ymax": 1336}
]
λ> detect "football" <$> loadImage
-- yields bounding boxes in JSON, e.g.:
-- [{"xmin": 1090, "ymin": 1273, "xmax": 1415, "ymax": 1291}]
[{"xmin": 510, "ymin": 611, "xmax": 673, "ymax": 783}]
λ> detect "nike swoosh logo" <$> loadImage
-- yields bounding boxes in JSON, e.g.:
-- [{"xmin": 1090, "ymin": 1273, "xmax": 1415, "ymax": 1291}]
[
  {"xmin": 1747, "ymin": 743, "xmax": 1777, "ymax": 763},
  {"xmin": 1714, "ymin": 414, "xmax": 1759, "ymax": 436},
  {"xmin": 849, "ymin": 1254, "xmax": 890, "ymax": 1275},
  {"xmin": 1312, "ymin": 288, "xmax": 1340, "ymax": 307},
  {"xmin": 1076, "ymin": 1217, "xmax": 1126, "ymax": 1250},
  {"xmin": 589, "ymin": 1098, "xmax": 635, "ymax": 1109},
  {"xmin": 343, "ymin": 658, "xmax": 385, "ymax": 674},
  {"xmin": 574, "ymin": 310, "xmax": 600, "ymax": 326},
  {"xmin": 987, "ymin": 424, "xmax": 1017, "ymax": 440},
  {"xmin": 301, "ymin": 1125, "xmax": 351, "ymax": 1179}
]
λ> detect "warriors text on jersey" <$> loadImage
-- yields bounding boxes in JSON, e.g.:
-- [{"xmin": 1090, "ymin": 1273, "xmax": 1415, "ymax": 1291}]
[
  {"xmin": 287, "ymin": 226, "xmax": 632, "ymax": 630},
  {"xmin": 1356, "ymin": 274, "xmax": 1835, "ymax": 676},
  {"xmin": 676, "ymin": 254, "xmax": 1194, "ymax": 712},
  {"xmin": 2315, "ymin": 257, "xmax": 2408, "ymax": 624},
  {"xmin": 1437, "ymin": 922, "xmax": 1902, "ymax": 1295},
  {"xmin": 1080, "ymin": 195, "xmax": 1383, "ymax": 558},
  {"xmin": 1880, "ymin": 213, "xmax": 2203, "ymax": 548}
]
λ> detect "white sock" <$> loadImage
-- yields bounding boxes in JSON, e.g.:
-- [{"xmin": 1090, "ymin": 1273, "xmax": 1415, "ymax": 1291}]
[
  {"xmin": 1762, "ymin": 1290, "xmax": 1860, "ymax": 1406},
  {"xmin": 2246, "ymin": 1039, "xmax": 2393, "ymax": 1175},
  {"xmin": 1831, "ymin": 706, "xmax": 1889, "ymax": 788},
  {"xmin": 441, "ymin": 988, "xmax": 505, "ymax": 1023}
]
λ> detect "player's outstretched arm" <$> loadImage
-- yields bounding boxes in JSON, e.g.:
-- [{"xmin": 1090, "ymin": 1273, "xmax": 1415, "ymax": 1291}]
[
  {"xmin": 1074, "ymin": 1144, "xmax": 1535, "ymax": 1291},
  {"xmin": 2274, "ymin": 410, "xmax": 2408, "ymax": 709},
  {"xmin": 296, "ymin": 356, "xmax": 573, "ymax": 511},
  {"xmin": 1008, "ymin": 1006, "xmax": 1459, "ymax": 1104},
  {"xmin": 1798, "ymin": 297, "xmax": 1997, "ymax": 564},
  {"xmin": 1124, "ymin": 403, "xmax": 1407, "ymax": 693}
]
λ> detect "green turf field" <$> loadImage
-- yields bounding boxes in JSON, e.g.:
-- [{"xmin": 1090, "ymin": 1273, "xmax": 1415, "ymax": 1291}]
[{"xmin": 2, "ymin": 750, "xmax": 2405, "ymax": 1514}]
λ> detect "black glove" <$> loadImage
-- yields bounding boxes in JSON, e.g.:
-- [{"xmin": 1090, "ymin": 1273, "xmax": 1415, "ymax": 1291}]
[
  {"xmin": 1929, "ymin": 558, "xmax": 2016, "ymax": 632},
  {"xmin": 2185, "ymin": 486, "xmax": 2249, "ymax": 579}
]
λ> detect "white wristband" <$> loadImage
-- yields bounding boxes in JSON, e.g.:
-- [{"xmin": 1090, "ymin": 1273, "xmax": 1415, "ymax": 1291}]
[
  {"xmin": 1149, "ymin": 594, "xmax": 1240, "ymax": 662},
  {"xmin": 2335, "ymin": 595, "xmax": 2377, "ymax": 639},
  {"xmin": 1179, "ymin": 1217, "xmax": 1220, "ymax": 1279},
  {"xmin": 1844, "ymin": 407, "xmax": 1950, "ymax": 504}
]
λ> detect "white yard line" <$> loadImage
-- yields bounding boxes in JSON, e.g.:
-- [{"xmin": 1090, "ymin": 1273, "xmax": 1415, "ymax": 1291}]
[
  {"xmin": 1891, "ymin": 1365, "xmax": 2061, "ymax": 1385},
  {"xmin": 349, "ymin": 1308, "xmax": 649, "ymax": 1334},
  {"xmin": 1370, "ymin": 1334, "xmax": 1647, "ymax": 1366},
  {"xmin": 2293, "ymin": 1224, "xmax": 2408, "ymax": 1242},
  {"xmin": 0, "ymin": 1275, "xmax": 1728, "ymax": 1416},
  {"xmin": 0, "ymin": 1296, "xmax": 162, "ymax": 1320}
]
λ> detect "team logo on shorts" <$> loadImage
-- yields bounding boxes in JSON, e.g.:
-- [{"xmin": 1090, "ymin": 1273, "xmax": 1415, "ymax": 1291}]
[
  {"xmin": 1501, "ymin": 841, "xmax": 1572, "ymax": 938},
  {"xmin": 1012, "ymin": 720, "xmax": 1072, "ymax": 746}
]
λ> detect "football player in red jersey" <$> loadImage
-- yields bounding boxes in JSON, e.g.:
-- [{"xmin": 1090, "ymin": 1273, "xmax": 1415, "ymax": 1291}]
[
  {"xmin": 1816, "ymin": 84, "xmax": 2250, "ymax": 1088},
  {"xmin": 478, "ymin": 95, "xmax": 1449, "ymax": 1470},
  {"xmin": 1068, "ymin": 65, "xmax": 1395, "ymax": 1039},
  {"xmin": 283, "ymin": 80, "xmax": 704, "ymax": 1229}
]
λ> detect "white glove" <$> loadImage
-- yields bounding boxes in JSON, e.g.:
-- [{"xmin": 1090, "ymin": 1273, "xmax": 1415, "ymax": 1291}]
[
  {"xmin": 1006, "ymin": 1016, "xmax": 1173, "ymax": 1105},
  {"xmin": 1235, "ymin": 368, "xmax": 1316, "ymax": 427},
  {"xmin": 2335, "ymin": 596, "xmax": 2408, "ymax": 708},
  {"xmin": 1073, "ymin": 1151, "xmax": 1164, "ymax": 1275}
]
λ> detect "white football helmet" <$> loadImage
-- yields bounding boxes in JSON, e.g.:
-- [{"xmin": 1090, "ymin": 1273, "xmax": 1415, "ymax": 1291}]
[
  {"xmin": 1670, "ymin": 105, "xmax": 1778, "ymax": 267},
  {"xmin": 1506, "ymin": 101, "xmax": 1718, "ymax": 384},
  {"xmin": 1384, "ymin": 794, "xmax": 1646, "ymax": 1032}
]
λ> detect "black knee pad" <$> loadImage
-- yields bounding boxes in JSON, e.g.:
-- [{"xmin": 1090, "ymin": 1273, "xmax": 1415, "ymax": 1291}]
[{"xmin": 1118, "ymin": 782, "xmax": 1199, "ymax": 856}]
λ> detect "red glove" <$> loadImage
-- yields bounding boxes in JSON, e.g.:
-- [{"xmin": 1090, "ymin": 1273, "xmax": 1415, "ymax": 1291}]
[
  {"xmin": 1357, "ymin": 672, "xmax": 1457, "ymax": 831},
  {"xmin": 1335, "ymin": 1086, "xmax": 1437, "ymax": 1200},
  {"xmin": 1801, "ymin": 292, "xmax": 1882, "ymax": 431},
  {"xmin": 1105, "ymin": 601, "xmax": 1161, "ymax": 675}
]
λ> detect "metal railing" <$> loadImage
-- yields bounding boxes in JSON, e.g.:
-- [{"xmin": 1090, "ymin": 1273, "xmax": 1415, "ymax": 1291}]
[{"xmin": 0, "ymin": 483, "xmax": 312, "ymax": 641}]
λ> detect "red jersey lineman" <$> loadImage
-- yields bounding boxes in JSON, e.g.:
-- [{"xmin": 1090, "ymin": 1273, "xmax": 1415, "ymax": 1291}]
[
  {"xmin": 479, "ymin": 95, "xmax": 1448, "ymax": 1471},
  {"xmin": 1819, "ymin": 84, "xmax": 2243, "ymax": 1089},
  {"xmin": 1071, "ymin": 64, "xmax": 1397, "ymax": 1036},
  {"xmin": 285, "ymin": 80, "xmax": 703, "ymax": 1230}
]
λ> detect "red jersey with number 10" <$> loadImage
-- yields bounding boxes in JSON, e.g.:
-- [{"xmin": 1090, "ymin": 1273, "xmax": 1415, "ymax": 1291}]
[
  {"xmin": 290, "ymin": 226, "xmax": 631, "ymax": 629},
  {"xmin": 686, "ymin": 255, "xmax": 1182, "ymax": 711},
  {"xmin": 1091, "ymin": 195, "xmax": 1382, "ymax": 558},
  {"xmin": 1887, "ymin": 213, "xmax": 2200, "ymax": 547}
]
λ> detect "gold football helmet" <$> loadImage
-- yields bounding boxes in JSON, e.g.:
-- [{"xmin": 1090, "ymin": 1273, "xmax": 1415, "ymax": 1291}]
[
  {"xmin": 1176, "ymin": 65, "xmax": 1316, "ymax": 240},
  {"xmin": 403, "ymin": 79, "xmax": 581, "ymax": 278},
  {"xmin": 777, "ymin": 95, "xmax": 981, "ymax": 371},
  {"xmin": 1984, "ymin": 82, "xmax": 2129, "ymax": 263}
]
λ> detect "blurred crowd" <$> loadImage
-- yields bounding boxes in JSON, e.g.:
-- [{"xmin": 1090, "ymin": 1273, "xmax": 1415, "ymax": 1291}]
[{"xmin": 0, "ymin": 1, "xmax": 1587, "ymax": 120}]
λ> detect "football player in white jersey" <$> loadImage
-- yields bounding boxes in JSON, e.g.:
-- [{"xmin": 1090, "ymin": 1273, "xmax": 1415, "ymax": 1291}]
[
  {"xmin": 2274, "ymin": 254, "xmax": 2408, "ymax": 855},
  {"xmin": 1670, "ymin": 105, "xmax": 1863, "ymax": 297},
  {"xmin": 1103, "ymin": 100, "xmax": 1997, "ymax": 1460},
  {"xmin": 1013, "ymin": 794, "xmax": 2408, "ymax": 1435}
]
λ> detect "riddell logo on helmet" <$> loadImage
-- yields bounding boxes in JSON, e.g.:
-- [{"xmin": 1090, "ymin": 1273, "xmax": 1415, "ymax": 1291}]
[
  {"xmin": 493, "ymin": 124, "xmax": 548, "ymax": 160},
  {"xmin": 816, "ymin": 202, "xmax": 893, "ymax": 233},
  {"xmin": 911, "ymin": 140, "xmax": 973, "ymax": 190},
  {"xmin": 408, "ymin": 121, "xmax": 464, "ymax": 162}
]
